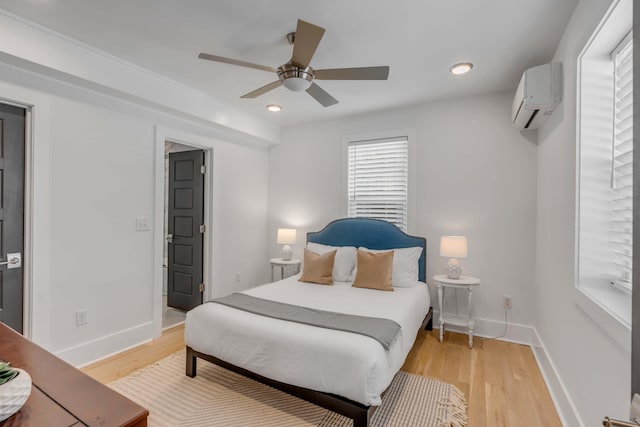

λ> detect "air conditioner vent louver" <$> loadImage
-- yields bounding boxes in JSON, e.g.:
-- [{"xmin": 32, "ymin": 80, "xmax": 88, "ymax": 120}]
[{"xmin": 524, "ymin": 109, "xmax": 540, "ymax": 129}]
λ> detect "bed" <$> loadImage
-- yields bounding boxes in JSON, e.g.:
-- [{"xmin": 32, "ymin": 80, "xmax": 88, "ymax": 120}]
[{"xmin": 185, "ymin": 218, "xmax": 433, "ymax": 426}]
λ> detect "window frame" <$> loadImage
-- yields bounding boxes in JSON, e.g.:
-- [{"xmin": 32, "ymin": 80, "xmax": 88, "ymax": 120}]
[
  {"xmin": 341, "ymin": 129, "xmax": 416, "ymax": 233},
  {"xmin": 575, "ymin": 0, "xmax": 633, "ymax": 337}
]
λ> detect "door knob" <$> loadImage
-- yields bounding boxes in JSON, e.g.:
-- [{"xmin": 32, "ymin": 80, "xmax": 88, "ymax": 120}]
[
  {"xmin": 603, "ymin": 417, "xmax": 640, "ymax": 427},
  {"xmin": 0, "ymin": 253, "xmax": 21, "ymax": 269},
  {"xmin": 166, "ymin": 234, "xmax": 173, "ymax": 243}
]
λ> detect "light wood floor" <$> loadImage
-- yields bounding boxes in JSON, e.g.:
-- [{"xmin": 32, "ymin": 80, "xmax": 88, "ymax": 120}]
[
  {"xmin": 402, "ymin": 329, "xmax": 561, "ymax": 427},
  {"xmin": 81, "ymin": 324, "xmax": 185, "ymax": 384},
  {"xmin": 82, "ymin": 324, "xmax": 561, "ymax": 427}
]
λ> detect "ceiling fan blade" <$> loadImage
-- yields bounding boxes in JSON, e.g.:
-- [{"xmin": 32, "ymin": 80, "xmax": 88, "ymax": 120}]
[
  {"xmin": 290, "ymin": 19, "xmax": 325, "ymax": 69},
  {"xmin": 306, "ymin": 83, "xmax": 338, "ymax": 107},
  {"xmin": 315, "ymin": 66, "xmax": 390, "ymax": 80},
  {"xmin": 240, "ymin": 80, "xmax": 283, "ymax": 98},
  {"xmin": 198, "ymin": 53, "xmax": 277, "ymax": 73}
]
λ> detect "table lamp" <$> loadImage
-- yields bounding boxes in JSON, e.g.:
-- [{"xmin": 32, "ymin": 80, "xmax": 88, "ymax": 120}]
[
  {"xmin": 277, "ymin": 228, "xmax": 296, "ymax": 261},
  {"xmin": 440, "ymin": 236, "xmax": 468, "ymax": 279}
]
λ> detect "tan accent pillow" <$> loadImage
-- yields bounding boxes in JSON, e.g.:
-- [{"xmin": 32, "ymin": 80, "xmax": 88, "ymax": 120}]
[
  {"xmin": 299, "ymin": 248, "xmax": 337, "ymax": 285},
  {"xmin": 352, "ymin": 249, "xmax": 394, "ymax": 292}
]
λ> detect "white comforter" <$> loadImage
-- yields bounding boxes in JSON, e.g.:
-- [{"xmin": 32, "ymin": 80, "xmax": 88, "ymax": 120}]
[{"xmin": 185, "ymin": 275, "xmax": 430, "ymax": 406}]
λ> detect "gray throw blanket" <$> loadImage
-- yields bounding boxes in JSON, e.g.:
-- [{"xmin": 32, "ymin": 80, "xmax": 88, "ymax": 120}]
[{"xmin": 208, "ymin": 293, "xmax": 401, "ymax": 350}]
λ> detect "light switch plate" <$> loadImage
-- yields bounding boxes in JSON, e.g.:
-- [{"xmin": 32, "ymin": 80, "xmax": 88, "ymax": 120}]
[
  {"xmin": 76, "ymin": 309, "xmax": 88, "ymax": 326},
  {"xmin": 136, "ymin": 217, "xmax": 150, "ymax": 231}
]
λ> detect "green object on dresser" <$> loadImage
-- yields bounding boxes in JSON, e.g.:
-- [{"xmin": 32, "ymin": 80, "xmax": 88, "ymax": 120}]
[{"xmin": 0, "ymin": 362, "xmax": 18, "ymax": 385}]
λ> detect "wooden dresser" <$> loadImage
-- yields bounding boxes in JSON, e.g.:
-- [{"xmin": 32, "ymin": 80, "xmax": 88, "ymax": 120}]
[{"xmin": 0, "ymin": 323, "xmax": 148, "ymax": 426}]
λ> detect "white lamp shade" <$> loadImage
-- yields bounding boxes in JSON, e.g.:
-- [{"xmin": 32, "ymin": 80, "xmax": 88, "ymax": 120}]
[
  {"xmin": 282, "ymin": 77, "xmax": 312, "ymax": 92},
  {"xmin": 440, "ymin": 236, "xmax": 468, "ymax": 258},
  {"xmin": 277, "ymin": 228, "xmax": 297, "ymax": 245}
]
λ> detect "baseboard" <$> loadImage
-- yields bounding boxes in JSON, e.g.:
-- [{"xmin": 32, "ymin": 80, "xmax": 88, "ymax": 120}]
[
  {"xmin": 530, "ymin": 329, "xmax": 584, "ymax": 427},
  {"xmin": 434, "ymin": 310, "xmax": 536, "ymax": 345},
  {"xmin": 162, "ymin": 320, "xmax": 185, "ymax": 332},
  {"xmin": 55, "ymin": 322, "xmax": 153, "ymax": 368}
]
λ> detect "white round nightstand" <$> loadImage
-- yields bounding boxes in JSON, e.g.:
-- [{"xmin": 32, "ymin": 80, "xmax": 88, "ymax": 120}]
[
  {"xmin": 270, "ymin": 258, "xmax": 301, "ymax": 282},
  {"xmin": 432, "ymin": 274, "xmax": 481, "ymax": 349}
]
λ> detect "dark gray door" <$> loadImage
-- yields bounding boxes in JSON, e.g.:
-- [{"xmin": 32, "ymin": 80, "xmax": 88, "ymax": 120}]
[
  {"xmin": 167, "ymin": 150, "xmax": 204, "ymax": 311},
  {"xmin": 0, "ymin": 104, "xmax": 25, "ymax": 333}
]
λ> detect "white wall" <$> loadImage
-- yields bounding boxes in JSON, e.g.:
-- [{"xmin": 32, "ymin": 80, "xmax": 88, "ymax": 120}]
[
  {"xmin": 534, "ymin": 0, "xmax": 631, "ymax": 425},
  {"xmin": 48, "ymin": 97, "xmax": 156, "ymax": 353},
  {"xmin": 208, "ymin": 137, "xmax": 270, "ymax": 298},
  {"xmin": 0, "ymin": 64, "xmax": 269, "ymax": 366},
  {"xmin": 269, "ymin": 91, "xmax": 538, "ymax": 335}
]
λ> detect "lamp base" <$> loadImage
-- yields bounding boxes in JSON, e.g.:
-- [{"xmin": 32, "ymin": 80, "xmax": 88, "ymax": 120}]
[
  {"xmin": 281, "ymin": 245, "xmax": 292, "ymax": 261},
  {"xmin": 446, "ymin": 258, "xmax": 462, "ymax": 279}
]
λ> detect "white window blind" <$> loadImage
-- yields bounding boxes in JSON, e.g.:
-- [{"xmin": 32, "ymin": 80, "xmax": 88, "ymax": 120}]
[
  {"xmin": 610, "ymin": 34, "xmax": 633, "ymax": 290},
  {"xmin": 347, "ymin": 137, "xmax": 408, "ymax": 231}
]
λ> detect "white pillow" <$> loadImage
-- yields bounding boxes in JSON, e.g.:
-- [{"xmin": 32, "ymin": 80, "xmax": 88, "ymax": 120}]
[
  {"xmin": 358, "ymin": 246, "xmax": 423, "ymax": 287},
  {"xmin": 306, "ymin": 242, "xmax": 357, "ymax": 282}
]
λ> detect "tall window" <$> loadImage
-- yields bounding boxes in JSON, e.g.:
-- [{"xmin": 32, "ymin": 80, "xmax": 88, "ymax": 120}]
[
  {"xmin": 577, "ymin": 0, "xmax": 633, "ymax": 329},
  {"xmin": 347, "ymin": 137, "xmax": 408, "ymax": 231},
  {"xmin": 610, "ymin": 33, "xmax": 633, "ymax": 290}
]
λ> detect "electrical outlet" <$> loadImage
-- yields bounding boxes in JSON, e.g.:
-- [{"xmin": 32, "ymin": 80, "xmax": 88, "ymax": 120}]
[
  {"xmin": 503, "ymin": 295, "xmax": 512, "ymax": 310},
  {"xmin": 235, "ymin": 272, "xmax": 241, "ymax": 283},
  {"xmin": 76, "ymin": 309, "xmax": 88, "ymax": 326}
]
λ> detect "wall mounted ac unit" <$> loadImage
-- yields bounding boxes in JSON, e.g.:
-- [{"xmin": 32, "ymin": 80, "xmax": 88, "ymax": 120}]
[{"xmin": 511, "ymin": 63, "xmax": 562, "ymax": 130}]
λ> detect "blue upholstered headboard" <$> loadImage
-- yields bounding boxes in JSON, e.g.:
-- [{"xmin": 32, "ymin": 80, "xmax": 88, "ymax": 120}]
[{"xmin": 307, "ymin": 218, "xmax": 427, "ymax": 282}]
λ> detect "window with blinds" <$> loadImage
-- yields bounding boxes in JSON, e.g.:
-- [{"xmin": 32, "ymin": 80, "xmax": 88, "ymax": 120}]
[
  {"xmin": 576, "ymin": 0, "xmax": 632, "ymax": 326},
  {"xmin": 610, "ymin": 33, "xmax": 633, "ymax": 290},
  {"xmin": 347, "ymin": 137, "xmax": 409, "ymax": 231}
]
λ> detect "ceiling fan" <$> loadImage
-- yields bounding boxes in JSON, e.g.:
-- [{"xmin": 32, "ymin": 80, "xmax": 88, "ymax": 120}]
[{"xmin": 198, "ymin": 19, "xmax": 390, "ymax": 107}]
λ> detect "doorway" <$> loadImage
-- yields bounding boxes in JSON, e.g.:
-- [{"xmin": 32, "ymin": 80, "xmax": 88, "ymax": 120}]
[
  {"xmin": 153, "ymin": 128, "xmax": 216, "ymax": 338},
  {"xmin": 0, "ymin": 103, "xmax": 26, "ymax": 333},
  {"xmin": 162, "ymin": 141, "xmax": 206, "ymax": 328}
]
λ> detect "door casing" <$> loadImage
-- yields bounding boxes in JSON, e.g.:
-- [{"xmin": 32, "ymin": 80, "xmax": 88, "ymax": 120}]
[
  {"xmin": 153, "ymin": 127, "xmax": 216, "ymax": 338},
  {"xmin": 0, "ymin": 97, "xmax": 34, "ymax": 340},
  {"xmin": 0, "ymin": 103, "xmax": 26, "ymax": 332}
]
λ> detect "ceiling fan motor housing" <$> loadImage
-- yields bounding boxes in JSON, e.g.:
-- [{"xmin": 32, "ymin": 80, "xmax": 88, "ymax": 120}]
[{"xmin": 278, "ymin": 63, "xmax": 314, "ymax": 91}]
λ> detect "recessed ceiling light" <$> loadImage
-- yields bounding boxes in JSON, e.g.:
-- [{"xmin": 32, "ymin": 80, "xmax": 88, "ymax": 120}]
[
  {"xmin": 266, "ymin": 104, "xmax": 282, "ymax": 112},
  {"xmin": 449, "ymin": 62, "xmax": 474, "ymax": 75}
]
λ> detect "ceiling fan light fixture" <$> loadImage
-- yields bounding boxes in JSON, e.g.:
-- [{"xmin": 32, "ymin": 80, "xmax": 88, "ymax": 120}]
[
  {"xmin": 449, "ymin": 62, "xmax": 474, "ymax": 75},
  {"xmin": 266, "ymin": 104, "xmax": 282, "ymax": 112},
  {"xmin": 278, "ymin": 63, "xmax": 314, "ymax": 92},
  {"xmin": 282, "ymin": 77, "xmax": 312, "ymax": 92}
]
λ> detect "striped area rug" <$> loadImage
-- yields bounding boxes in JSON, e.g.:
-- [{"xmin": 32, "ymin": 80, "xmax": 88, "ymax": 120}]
[{"xmin": 109, "ymin": 350, "xmax": 467, "ymax": 427}]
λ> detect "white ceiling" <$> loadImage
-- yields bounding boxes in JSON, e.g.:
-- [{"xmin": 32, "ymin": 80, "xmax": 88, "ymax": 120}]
[{"xmin": 0, "ymin": 0, "xmax": 578, "ymax": 127}]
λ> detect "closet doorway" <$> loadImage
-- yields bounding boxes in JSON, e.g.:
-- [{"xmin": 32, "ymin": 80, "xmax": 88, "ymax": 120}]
[{"xmin": 162, "ymin": 141, "xmax": 205, "ymax": 328}]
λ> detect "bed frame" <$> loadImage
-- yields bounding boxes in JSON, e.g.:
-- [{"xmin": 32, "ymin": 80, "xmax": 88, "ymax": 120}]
[{"xmin": 186, "ymin": 218, "xmax": 433, "ymax": 427}]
